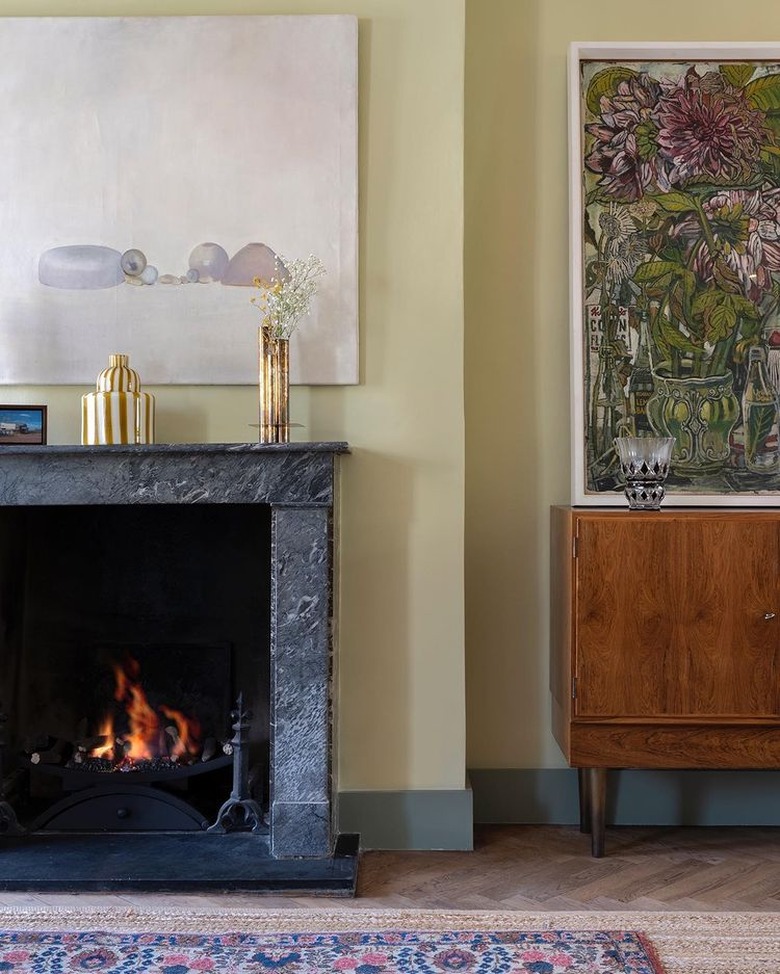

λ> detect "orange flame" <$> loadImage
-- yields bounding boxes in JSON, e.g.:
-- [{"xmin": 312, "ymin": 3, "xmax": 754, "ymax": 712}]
[
  {"xmin": 89, "ymin": 657, "xmax": 201, "ymax": 765},
  {"xmin": 161, "ymin": 705, "xmax": 202, "ymax": 761},
  {"xmin": 91, "ymin": 715, "xmax": 115, "ymax": 760}
]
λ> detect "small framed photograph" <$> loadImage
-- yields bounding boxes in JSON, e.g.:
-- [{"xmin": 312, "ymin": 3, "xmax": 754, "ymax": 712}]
[{"xmin": 0, "ymin": 405, "xmax": 47, "ymax": 445}]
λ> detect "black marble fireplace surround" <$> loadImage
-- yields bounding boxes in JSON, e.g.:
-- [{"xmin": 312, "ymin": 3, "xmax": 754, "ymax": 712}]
[{"xmin": 0, "ymin": 442, "xmax": 356, "ymax": 893}]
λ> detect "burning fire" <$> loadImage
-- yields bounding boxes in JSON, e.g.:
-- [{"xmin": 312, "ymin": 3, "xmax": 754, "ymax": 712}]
[{"xmin": 90, "ymin": 657, "xmax": 201, "ymax": 767}]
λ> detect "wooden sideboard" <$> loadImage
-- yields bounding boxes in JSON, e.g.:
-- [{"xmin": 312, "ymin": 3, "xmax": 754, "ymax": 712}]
[{"xmin": 551, "ymin": 506, "xmax": 780, "ymax": 856}]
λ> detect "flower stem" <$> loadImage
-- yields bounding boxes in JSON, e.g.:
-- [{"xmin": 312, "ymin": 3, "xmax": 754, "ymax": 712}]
[{"xmin": 692, "ymin": 196, "xmax": 718, "ymax": 258}]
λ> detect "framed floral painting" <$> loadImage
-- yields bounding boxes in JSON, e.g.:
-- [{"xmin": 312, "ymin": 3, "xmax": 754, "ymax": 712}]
[{"xmin": 570, "ymin": 42, "xmax": 780, "ymax": 505}]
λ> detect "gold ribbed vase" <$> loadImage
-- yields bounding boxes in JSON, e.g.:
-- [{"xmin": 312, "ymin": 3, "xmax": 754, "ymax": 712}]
[
  {"xmin": 81, "ymin": 353, "xmax": 155, "ymax": 445},
  {"xmin": 258, "ymin": 328, "xmax": 289, "ymax": 444}
]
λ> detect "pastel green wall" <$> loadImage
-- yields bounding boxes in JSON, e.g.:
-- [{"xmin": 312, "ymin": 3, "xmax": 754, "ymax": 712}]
[
  {"xmin": 465, "ymin": 0, "xmax": 780, "ymax": 772},
  {"xmin": 0, "ymin": 0, "xmax": 466, "ymax": 792},
  {"xmin": 23, "ymin": 0, "xmax": 774, "ymax": 804}
]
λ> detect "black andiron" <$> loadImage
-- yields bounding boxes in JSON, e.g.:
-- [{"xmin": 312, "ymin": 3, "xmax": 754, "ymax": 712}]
[
  {"xmin": 207, "ymin": 694, "xmax": 264, "ymax": 834},
  {"xmin": 0, "ymin": 707, "xmax": 25, "ymax": 836}
]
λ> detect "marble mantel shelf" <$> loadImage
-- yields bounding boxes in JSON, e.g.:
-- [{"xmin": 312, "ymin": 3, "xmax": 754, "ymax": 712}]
[{"xmin": 0, "ymin": 442, "xmax": 350, "ymax": 507}]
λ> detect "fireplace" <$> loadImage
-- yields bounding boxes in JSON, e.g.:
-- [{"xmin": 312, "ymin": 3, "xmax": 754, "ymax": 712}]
[{"xmin": 0, "ymin": 442, "xmax": 355, "ymax": 892}]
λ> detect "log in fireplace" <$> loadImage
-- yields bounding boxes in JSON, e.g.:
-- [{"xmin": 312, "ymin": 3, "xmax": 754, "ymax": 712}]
[{"xmin": 0, "ymin": 442, "xmax": 356, "ymax": 893}]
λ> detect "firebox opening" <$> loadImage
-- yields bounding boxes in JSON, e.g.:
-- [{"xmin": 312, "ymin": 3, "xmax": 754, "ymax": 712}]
[
  {"xmin": 0, "ymin": 502, "xmax": 271, "ymax": 832},
  {"xmin": 29, "ymin": 642, "xmax": 233, "ymax": 770}
]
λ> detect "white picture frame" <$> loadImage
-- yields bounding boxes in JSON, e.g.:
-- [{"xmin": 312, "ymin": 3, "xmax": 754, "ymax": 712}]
[{"xmin": 570, "ymin": 41, "xmax": 780, "ymax": 505}]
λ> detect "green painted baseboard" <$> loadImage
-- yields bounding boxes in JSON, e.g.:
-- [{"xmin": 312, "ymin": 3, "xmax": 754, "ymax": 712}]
[
  {"xmin": 337, "ymin": 786, "xmax": 473, "ymax": 850},
  {"xmin": 335, "ymin": 768, "xmax": 780, "ymax": 851},
  {"xmin": 470, "ymin": 768, "xmax": 780, "ymax": 826}
]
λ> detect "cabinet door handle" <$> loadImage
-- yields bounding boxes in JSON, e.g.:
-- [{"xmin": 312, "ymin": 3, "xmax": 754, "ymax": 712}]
[{"xmin": 764, "ymin": 612, "xmax": 777, "ymax": 620}]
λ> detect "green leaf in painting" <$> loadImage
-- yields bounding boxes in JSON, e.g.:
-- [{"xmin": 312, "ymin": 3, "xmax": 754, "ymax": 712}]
[
  {"xmin": 746, "ymin": 399, "xmax": 775, "ymax": 461},
  {"xmin": 678, "ymin": 269, "xmax": 697, "ymax": 305},
  {"xmin": 652, "ymin": 191, "xmax": 698, "ymax": 213},
  {"xmin": 632, "ymin": 260, "xmax": 682, "ymax": 286},
  {"xmin": 585, "ymin": 66, "xmax": 637, "ymax": 117},
  {"xmin": 692, "ymin": 289, "xmax": 721, "ymax": 320},
  {"xmin": 739, "ymin": 317, "xmax": 763, "ymax": 344},
  {"xmin": 744, "ymin": 73, "xmax": 780, "ymax": 111},
  {"xmin": 651, "ymin": 315, "xmax": 672, "ymax": 363},
  {"xmin": 733, "ymin": 294, "xmax": 761, "ymax": 321},
  {"xmin": 762, "ymin": 110, "xmax": 780, "ymax": 143},
  {"xmin": 760, "ymin": 148, "xmax": 780, "ymax": 183},
  {"xmin": 705, "ymin": 299, "xmax": 738, "ymax": 344},
  {"xmin": 712, "ymin": 258, "xmax": 743, "ymax": 294},
  {"xmin": 693, "ymin": 289, "xmax": 723, "ymax": 333},
  {"xmin": 634, "ymin": 119, "xmax": 659, "ymax": 161},
  {"xmin": 658, "ymin": 316, "xmax": 698, "ymax": 354},
  {"xmin": 759, "ymin": 112, "xmax": 780, "ymax": 180},
  {"xmin": 719, "ymin": 63, "xmax": 755, "ymax": 88},
  {"xmin": 584, "ymin": 188, "xmax": 609, "ymax": 208},
  {"xmin": 585, "ymin": 260, "xmax": 603, "ymax": 290}
]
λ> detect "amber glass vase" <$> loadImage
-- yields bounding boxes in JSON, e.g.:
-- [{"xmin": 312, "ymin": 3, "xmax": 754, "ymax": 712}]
[{"xmin": 257, "ymin": 328, "xmax": 290, "ymax": 444}]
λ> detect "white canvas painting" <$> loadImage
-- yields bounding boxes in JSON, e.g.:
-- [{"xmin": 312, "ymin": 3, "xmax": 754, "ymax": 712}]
[{"xmin": 0, "ymin": 15, "xmax": 358, "ymax": 385}]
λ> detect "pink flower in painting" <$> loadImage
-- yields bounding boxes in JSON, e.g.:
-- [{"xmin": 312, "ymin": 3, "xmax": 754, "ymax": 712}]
[
  {"xmin": 671, "ymin": 187, "xmax": 780, "ymax": 301},
  {"xmin": 360, "ymin": 954, "xmax": 389, "ymax": 965},
  {"xmin": 2, "ymin": 952, "xmax": 30, "ymax": 963},
  {"xmin": 656, "ymin": 68, "xmax": 768, "ymax": 185},
  {"xmin": 585, "ymin": 74, "xmax": 667, "ymax": 201},
  {"xmin": 332, "ymin": 959, "xmax": 359, "ymax": 970}
]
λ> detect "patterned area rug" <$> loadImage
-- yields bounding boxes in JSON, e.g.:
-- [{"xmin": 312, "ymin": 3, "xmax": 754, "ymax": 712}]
[
  {"xmin": 0, "ymin": 908, "xmax": 778, "ymax": 974},
  {"xmin": 0, "ymin": 928, "xmax": 662, "ymax": 973}
]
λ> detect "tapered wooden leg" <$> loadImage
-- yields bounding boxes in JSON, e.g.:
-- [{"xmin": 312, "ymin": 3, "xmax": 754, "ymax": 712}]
[
  {"xmin": 578, "ymin": 767, "xmax": 591, "ymax": 834},
  {"xmin": 587, "ymin": 767, "xmax": 607, "ymax": 858}
]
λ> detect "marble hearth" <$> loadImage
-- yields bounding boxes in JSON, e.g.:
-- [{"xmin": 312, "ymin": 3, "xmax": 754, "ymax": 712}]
[{"xmin": 0, "ymin": 442, "xmax": 355, "ymax": 892}]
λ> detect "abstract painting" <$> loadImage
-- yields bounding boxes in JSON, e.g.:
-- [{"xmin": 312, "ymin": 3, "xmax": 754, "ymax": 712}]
[
  {"xmin": 570, "ymin": 42, "xmax": 780, "ymax": 504},
  {"xmin": 0, "ymin": 16, "xmax": 358, "ymax": 385}
]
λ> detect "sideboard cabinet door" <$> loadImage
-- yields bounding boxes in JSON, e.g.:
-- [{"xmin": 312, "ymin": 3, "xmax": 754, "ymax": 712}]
[{"xmin": 575, "ymin": 513, "xmax": 780, "ymax": 719}]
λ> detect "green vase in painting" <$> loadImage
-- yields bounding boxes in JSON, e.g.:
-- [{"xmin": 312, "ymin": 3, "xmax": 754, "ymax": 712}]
[{"xmin": 646, "ymin": 370, "xmax": 739, "ymax": 475}]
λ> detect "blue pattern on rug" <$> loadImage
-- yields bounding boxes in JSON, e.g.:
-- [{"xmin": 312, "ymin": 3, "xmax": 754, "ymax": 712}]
[{"xmin": 0, "ymin": 929, "xmax": 664, "ymax": 973}]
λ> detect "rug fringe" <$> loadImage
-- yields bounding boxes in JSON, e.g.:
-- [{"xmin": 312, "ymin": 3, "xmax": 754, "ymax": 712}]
[{"xmin": 0, "ymin": 907, "xmax": 776, "ymax": 929}]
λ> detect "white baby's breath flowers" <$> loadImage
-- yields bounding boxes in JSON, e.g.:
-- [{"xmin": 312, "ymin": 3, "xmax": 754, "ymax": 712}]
[{"xmin": 251, "ymin": 254, "xmax": 326, "ymax": 339}]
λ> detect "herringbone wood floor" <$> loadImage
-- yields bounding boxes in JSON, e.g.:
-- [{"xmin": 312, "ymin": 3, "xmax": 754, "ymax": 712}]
[
  {"xmin": 0, "ymin": 825, "xmax": 779, "ymax": 912},
  {"xmin": 353, "ymin": 825, "xmax": 780, "ymax": 912}
]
